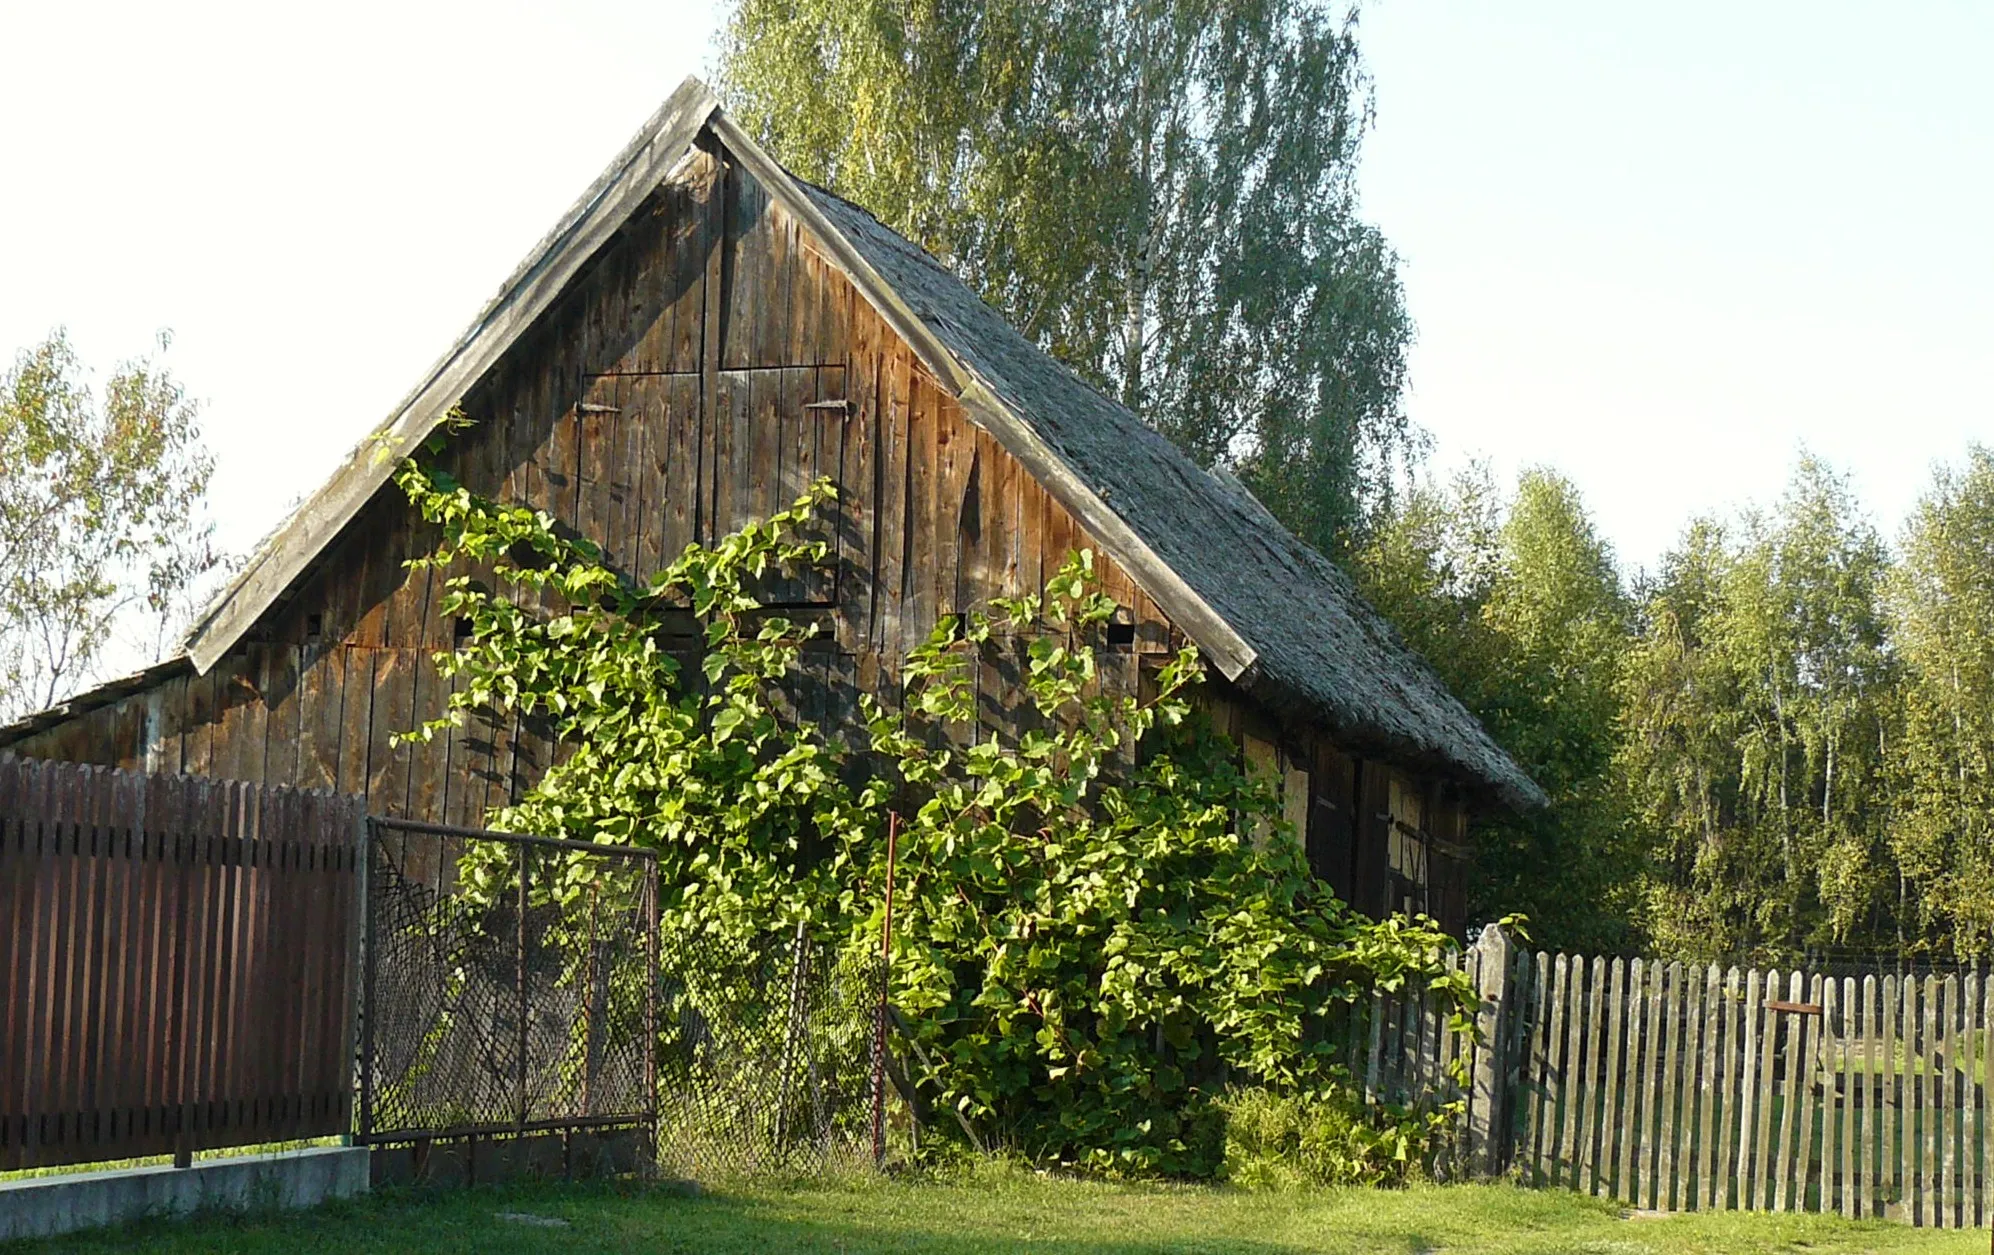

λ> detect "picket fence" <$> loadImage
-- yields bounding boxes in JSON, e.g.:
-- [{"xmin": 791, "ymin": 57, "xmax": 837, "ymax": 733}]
[{"xmin": 1351, "ymin": 928, "xmax": 1992, "ymax": 1228}]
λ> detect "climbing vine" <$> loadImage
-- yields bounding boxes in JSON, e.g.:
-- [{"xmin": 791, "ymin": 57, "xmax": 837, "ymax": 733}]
[{"xmin": 394, "ymin": 445, "xmax": 1470, "ymax": 1176}]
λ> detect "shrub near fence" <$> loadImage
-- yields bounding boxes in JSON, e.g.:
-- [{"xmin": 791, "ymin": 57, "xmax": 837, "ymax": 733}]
[{"xmin": 0, "ymin": 757, "xmax": 363, "ymax": 1171}]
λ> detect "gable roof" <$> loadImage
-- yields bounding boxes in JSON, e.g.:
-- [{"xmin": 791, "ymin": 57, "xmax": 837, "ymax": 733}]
[{"xmin": 170, "ymin": 77, "xmax": 1543, "ymax": 811}]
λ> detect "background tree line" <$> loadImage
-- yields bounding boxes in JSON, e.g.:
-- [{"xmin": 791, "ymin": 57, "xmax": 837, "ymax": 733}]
[
  {"xmin": 1351, "ymin": 449, "xmax": 1994, "ymax": 964},
  {"xmin": 721, "ymin": 0, "xmax": 1994, "ymax": 963}
]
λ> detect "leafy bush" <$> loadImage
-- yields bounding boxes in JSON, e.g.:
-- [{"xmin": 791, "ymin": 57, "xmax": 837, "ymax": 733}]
[
  {"xmin": 1219, "ymin": 1086, "xmax": 1453, "ymax": 1189},
  {"xmin": 393, "ymin": 451, "xmax": 1474, "ymax": 1178}
]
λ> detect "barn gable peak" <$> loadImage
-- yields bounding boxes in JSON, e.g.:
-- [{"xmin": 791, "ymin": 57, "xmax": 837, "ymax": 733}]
[{"xmin": 164, "ymin": 78, "xmax": 1542, "ymax": 811}]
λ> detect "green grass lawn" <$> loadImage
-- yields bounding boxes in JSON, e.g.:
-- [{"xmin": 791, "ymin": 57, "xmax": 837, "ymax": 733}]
[{"xmin": 7, "ymin": 1164, "xmax": 1990, "ymax": 1254}]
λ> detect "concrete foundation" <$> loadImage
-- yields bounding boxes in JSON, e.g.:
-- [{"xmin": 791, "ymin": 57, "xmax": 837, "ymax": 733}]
[{"xmin": 0, "ymin": 1146, "xmax": 370, "ymax": 1242}]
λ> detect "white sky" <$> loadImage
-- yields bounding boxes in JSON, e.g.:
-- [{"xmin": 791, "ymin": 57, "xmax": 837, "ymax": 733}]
[
  {"xmin": 1357, "ymin": 2, "xmax": 1994, "ymax": 571},
  {"xmin": 2, "ymin": 0, "xmax": 1988, "ymax": 604}
]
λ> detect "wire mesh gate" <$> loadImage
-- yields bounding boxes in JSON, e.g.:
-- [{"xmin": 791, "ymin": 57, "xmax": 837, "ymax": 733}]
[
  {"xmin": 653, "ymin": 924, "xmax": 888, "ymax": 1177},
  {"xmin": 357, "ymin": 818, "xmax": 658, "ymax": 1150}
]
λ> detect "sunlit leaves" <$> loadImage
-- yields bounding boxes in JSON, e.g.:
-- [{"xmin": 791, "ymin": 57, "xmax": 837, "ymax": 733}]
[
  {"xmin": 720, "ymin": 0, "xmax": 1413, "ymax": 554},
  {"xmin": 394, "ymin": 464, "xmax": 1472, "ymax": 1175},
  {"xmin": 0, "ymin": 330, "xmax": 221, "ymax": 715}
]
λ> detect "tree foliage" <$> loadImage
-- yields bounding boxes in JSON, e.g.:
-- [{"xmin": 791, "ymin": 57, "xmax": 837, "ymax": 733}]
[
  {"xmin": 1623, "ymin": 458, "xmax": 1896, "ymax": 961},
  {"xmin": 1349, "ymin": 466, "xmax": 1638, "ymax": 953},
  {"xmin": 719, "ymin": 0, "xmax": 1413, "ymax": 552},
  {"xmin": 1354, "ymin": 450, "xmax": 1994, "ymax": 964},
  {"xmin": 0, "ymin": 331, "xmax": 220, "ymax": 717},
  {"xmin": 1887, "ymin": 446, "xmax": 1994, "ymax": 953},
  {"xmin": 394, "ymin": 446, "xmax": 1470, "ymax": 1176}
]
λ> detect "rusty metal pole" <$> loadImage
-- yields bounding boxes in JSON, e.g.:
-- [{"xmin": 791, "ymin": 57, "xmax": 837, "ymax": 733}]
[
  {"xmin": 643, "ymin": 853, "xmax": 660, "ymax": 1178},
  {"xmin": 517, "ymin": 842, "xmax": 530, "ymax": 1131},
  {"xmin": 870, "ymin": 811, "xmax": 899, "ymax": 1168},
  {"xmin": 359, "ymin": 817, "xmax": 377, "ymax": 1144}
]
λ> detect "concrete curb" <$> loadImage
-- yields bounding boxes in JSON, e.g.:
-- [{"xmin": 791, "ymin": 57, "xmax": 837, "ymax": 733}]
[{"xmin": 0, "ymin": 1146, "xmax": 369, "ymax": 1241}]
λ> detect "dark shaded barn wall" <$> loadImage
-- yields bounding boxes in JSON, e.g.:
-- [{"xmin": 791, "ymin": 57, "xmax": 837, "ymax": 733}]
[{"xmin": 6, "ymin": 140, "xmax": 1471, "ymax": 931}]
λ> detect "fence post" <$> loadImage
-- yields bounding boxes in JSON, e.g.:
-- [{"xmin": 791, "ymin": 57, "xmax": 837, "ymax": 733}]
[{"xmin": 1470, "ymin": 922, "xmax": 1517, "ymax": 1178}]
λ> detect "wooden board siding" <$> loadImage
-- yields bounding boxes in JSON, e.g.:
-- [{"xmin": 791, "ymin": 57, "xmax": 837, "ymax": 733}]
[{"xmin": 6, "ymin": 142, "xmax": 1473, "ymax": 927}]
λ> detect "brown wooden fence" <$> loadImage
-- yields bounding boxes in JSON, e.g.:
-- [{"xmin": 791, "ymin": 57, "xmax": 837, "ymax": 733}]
[{"xmin": 0, "ymin": 756, "xmax": 363, "ymax": 1170}]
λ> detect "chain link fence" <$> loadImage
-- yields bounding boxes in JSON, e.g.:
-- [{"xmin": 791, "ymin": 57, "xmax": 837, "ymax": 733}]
[
  {"xmin": 359, "ymin": 820, "xmax": 658, "ymax": 1145},
  {"xmin": 655, "ymin": 924, "xmax": 889, "ymax": 1178},
  {"xmin": 358, "ymin": 819, "xmax": 893, "ymax": 1179}
]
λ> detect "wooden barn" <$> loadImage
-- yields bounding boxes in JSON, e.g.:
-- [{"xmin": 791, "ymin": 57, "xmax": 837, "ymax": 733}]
[{"xmin": 0, "ymin": 79, "xmax": 1541, "ymax": 935}]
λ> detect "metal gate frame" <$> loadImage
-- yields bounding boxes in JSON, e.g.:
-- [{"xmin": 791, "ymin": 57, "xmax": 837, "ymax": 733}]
[{"xmin": 355, "ymin": 817, "xmax": 658, "ymax": 1148}]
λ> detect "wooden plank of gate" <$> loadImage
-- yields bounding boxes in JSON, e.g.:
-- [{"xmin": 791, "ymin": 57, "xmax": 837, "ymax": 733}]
[
  {"xmin": 1776, "ymin": 971, "xmax": 1806, "ymax": 1211},
  {"xmin": 1942, "ymin": 973, "xmax": 1960, "ymax": 1227},
  {"xmin": 1858, "ymin": 974, "xmax": 1875, "ymax": 1218},
  {"xmin": 1660, "ymin": 963, "xmax": 1684, "ymax": 1209},
  {"xmin": 1840, "ymin": 976, "xmax": 1857, "ymax": 1217},
  {"xmin": 1612, "ymin": 957, "xmax": 1639, "ymax": 1202},
  {"xmin": 1571, "ymin": 953, "xmax": 1603, "ymax": 1189},
  {"xmin": 1933, "ymin": 974, "xmax": 1950, "ymax": 1226},
  {"xmin": 1684, "ymin": 964, "xmax": 1711, "ymax": 1209},
  {"xmin": 1959, "ymin": 972, "xmax": 1977, "ymax": 1228},
  {"xmin": 157, "ymin": 774, "xmax": 189, "ymax": 1158},
  {"xmin": 1981, "ymin": 975, "xmax": 1993, "ymax": 1228},
  {"xmin": 1825, "ymin": 976, "xmax": 1844, "ymax": 1216},
  {"xmin": 1917, "ymin": 975, "xmax": 1935, "ymax": 1227},
  {"xmin": 1666, "ymin": 962, "xmax": 1692, "ymax": 1210},
  {"xmin": 1796, "ymin": 972, "xmax": 1822, "ymax": 1215},
  {"xmin": 1636, "ymin": 960, "xmax": 1663, "ymax": 1209},
  {"xmin": 1697, "ymin": 963, "xmax": 1721, "ymax": 1210},
  {"xmin": 1884, "ymin": 973, "xmax": 1901, "ymax": 1218},
  {"xmin": 1737, "ymin": 967, "xmax": 1761, "ymax": 1209},
  {"xmin": 1814, "ymin": 977, "xmax": 1832, "ymax": 1214},
  {"xmin": 1750, "ymin": 969, "xmax": 1779, "ymax": 1210},
  {"xmin": 1579, "ymin": 955, "xmax": 1606, "ymax": 1194},
  {"xmin": 1529, "ymin": 950, "xmax": 1553, "ymax": 1184},
  {"xmin": 1596, "ymin": 957, "xmax": 1624, "ymax": 1201},
  {"xmin": 1541, "ymin": 954, "xmax": 1566, "ymax": 1183},
  {"xmin": 217, "ymin": 782, "xmax": 247, "ymax": 1141},
  {"xmin": 1906, "ymin": 969, "xmax": 1922, "ymax": 1221},
  {"xmin": 1719, "ymin": 965, "xmax": 1744, "ymax": 1210}
]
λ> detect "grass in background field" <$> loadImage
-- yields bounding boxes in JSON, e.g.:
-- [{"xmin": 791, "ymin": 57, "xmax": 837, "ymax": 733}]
[{"xmin": 3, "ymin": 1165, "xmax": 1987, "ymax": 1254}]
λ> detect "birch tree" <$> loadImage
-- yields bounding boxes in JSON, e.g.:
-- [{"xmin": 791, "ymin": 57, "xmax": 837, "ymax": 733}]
[
  {"xmin": 721, "ymin": 0, "xmax": 1413, "ymax": 553},
  {"xmin": 1890, "ymin": 446, "xmax": 1994, "ymax": 954},
  {"xmin": 0, "ymin": 331, "xmax": 220, "ymax": 717}
]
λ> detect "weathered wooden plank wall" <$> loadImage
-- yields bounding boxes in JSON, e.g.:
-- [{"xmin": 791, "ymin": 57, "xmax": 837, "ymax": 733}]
[{"xmin": 2, "ymin": 142, "xmax": 1464, "ymax": 929}]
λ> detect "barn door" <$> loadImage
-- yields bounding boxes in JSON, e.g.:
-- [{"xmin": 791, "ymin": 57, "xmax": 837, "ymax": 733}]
[{"xmin": 707, "ymin": 365, "xmax": 848, "ymax": 605}]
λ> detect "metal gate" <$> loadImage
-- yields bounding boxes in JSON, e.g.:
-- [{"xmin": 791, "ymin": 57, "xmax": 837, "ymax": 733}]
[{"xmin": 356, "ymin": 818, "xmax": 657, "ymax": 1149}]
